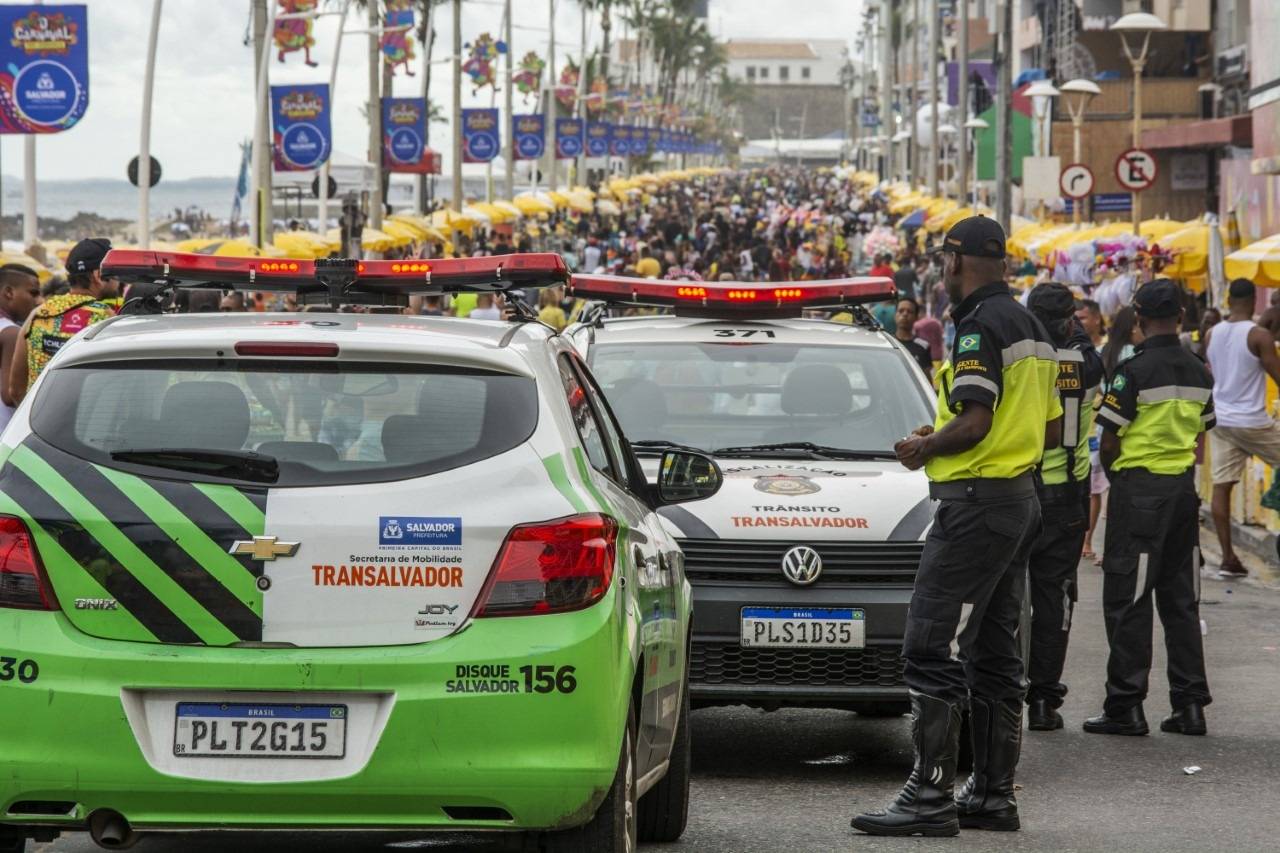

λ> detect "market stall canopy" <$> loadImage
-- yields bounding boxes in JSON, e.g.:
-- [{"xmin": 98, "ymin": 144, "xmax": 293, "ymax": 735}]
[
  {"xmin": 323, "ymin": 227, "xmax": 412, "ymax": 253},
  {"xmin": 1224, "ymin": 233, "xmax": 1280, "ymax": 286},
  {"xmin": 189, "ymin": 239, "xmax": 286, "ymax": 258},
  {"xmin": 272, "ymin": 231, "xmax": 334, "ymax": 259}
]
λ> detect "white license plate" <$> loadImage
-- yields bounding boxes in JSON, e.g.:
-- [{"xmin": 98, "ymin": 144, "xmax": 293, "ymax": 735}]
[
  {"xmin": 740, "ymin": 607, "xmax": 866, "ymax": 649},
  {"xmin": 173, "ymin": 702, "xmax": 347, "ymax": 759}
]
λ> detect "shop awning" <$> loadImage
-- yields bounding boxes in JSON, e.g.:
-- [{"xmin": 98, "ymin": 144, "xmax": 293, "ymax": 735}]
[{"xmin": 1140, "ymin": 114, "xmax": 1252, "ymax": 150}]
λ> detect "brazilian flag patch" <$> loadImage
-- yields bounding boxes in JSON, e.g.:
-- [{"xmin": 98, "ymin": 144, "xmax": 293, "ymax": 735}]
[
  {"xmin": 1111, "ymin": 375, "xmax": 1127, "ymax": 391},
  {"xmin": 958, "ymin": 333, "xmax": 981, "ymax": 354}
]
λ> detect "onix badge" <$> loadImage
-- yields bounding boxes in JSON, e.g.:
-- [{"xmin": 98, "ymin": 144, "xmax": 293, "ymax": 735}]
[
  {"xmin": 230, "ymin": 536, "xmax": 301, "ymax": 561},
  {"xmin": 781, "ymin": 545, "xmax": 823, "ymax": 586}
]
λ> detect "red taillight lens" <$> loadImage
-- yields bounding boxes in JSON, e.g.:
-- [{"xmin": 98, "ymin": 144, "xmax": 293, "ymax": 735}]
[
  {"xmin": 0, "ymin": 515, "xmax": 57, "ymax": 611},
  {"xmin": 474, "ymin": 513, "xmax": 618, "ymax": 618},
  {"xmin": 234, "ymin": 342, "xmax": 340, "ymax": 357}
]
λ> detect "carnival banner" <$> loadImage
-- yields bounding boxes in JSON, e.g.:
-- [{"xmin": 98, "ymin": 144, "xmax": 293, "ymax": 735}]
[
  {"xmin": 381, "ymin": 97, "xmax": 437, "ymax": 173},
  {"xmin": 461, "ymin": 107, "xmax": 500, "ymax": 163},
  {"xmin": 628, "ymin": 127, "xmax": 648, "ymax": 156},
  {"xmin": 274, "ymin": 0, "xmax": 319, "ymax": 67},
  {"xmin": 646, "ymin": 128, "xmax": 661, "ymax": 153},
  {"xmin": 586, "ymin": 121, "xmax": 610, "ymax": 157},
  {"xmin": 512, "ymin": 113, "xmax": 545, "ymax": 161},
  {"xmin": 555, "ymin": 117, "xmax": 584, "ymax": 159},
  {"xmin": 381, "ymin": 0, "xmax": 416, "ymax": 76},
  {"xmin": 0, "ymin": 4, "xmax": 88, "ymax": 134},
  {"xmin": 270, "ymin": 83, "xmax": 331, "ymax": 171},
  {"xmin": 609, "ymin": 123, "xmax": 629, "ymax": 157}
]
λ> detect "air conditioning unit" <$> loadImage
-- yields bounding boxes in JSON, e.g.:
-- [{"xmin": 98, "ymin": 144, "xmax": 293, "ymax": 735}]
[{"xmin": 1216, "ymin": 45, "xmax": 1248, "ymax": 81}]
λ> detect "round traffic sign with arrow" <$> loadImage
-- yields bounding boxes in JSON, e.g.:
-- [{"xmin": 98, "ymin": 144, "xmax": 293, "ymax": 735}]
[
  {"xmin": 1115, "ymin": 148, "xmax": 1157, "ymax": 191},
  {"xmin": 1059, "ymin": 163, "xmax": 1094, "ymax": 199}
]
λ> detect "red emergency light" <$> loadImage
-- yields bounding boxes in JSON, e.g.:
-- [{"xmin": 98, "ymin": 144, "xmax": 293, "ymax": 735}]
[
  {"xmin": 101, "ymin": 250, "xmax": 569, "ymax": 307},
  {"xmin": 566, "ymin": 274, "xmax": 897, "ymax": 318}
]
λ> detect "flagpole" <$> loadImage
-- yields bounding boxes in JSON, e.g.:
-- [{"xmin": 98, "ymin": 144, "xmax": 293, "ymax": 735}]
[
  {"xmin": 451, "ymin": 0, "xmax": 463, "ymax": 233},
  {"xmin": 504, "ymin": 0, "xmax": 514, "ymax": 200},
  {"xmin": 136, "ymin": 0, "xmax": 163, "ymax": 249},
  {"xmin": 546, "ymin": 0, "xmax": 557, "ymax": 191},
  {"xmin": 317, "ymin": 0, "xmax": 352, "ymax": 234},
  {"xmin": 249, "ymin": 0, "xmax": 278, "ymax": 248}
]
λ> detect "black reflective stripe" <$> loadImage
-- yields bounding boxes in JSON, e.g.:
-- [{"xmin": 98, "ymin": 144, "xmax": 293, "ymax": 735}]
[
  {"xmin": 239, "ymin": 488, "xmax": 268, "ymax": 515},
  {"xmin": 29, "ymin": 442, "xmax": 263, "ymax": 642},
  {"xmin": 145, "ymin": 479, "xmax": 262, "ymax": 579},
  {"xmin": 657, "ymin": 505, "xmax": 719, "ymax": 539},
  {"xmin": 888, "ymin": 497, "xmax": 937, "ymax": 541},
  {"xmin": 1, "ymin": 463, "xmax": 202, "ymax": 644}
]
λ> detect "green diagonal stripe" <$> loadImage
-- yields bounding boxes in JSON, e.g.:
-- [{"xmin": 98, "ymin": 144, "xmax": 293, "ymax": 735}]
[
  {"xmin": 571, "ymin": 447, "xmax": 615, "ymax": 515},
  {"xmin": 195, "ymin": 483, "xmax": 265, "ymax": 535},
  {"xmin": 96, "ymin": 466, "xmax": 262, "ymax": 617},
  {"xmin": 542, "ymin": 452, "xmax": 589, "ymax": 513},
  {"xmin": 0, "ymin": 490, "xmax": 158, "ymax": 643},
  {"xmin": 9, "ymin": 445, "xmax": 238, "ymax": 646}
]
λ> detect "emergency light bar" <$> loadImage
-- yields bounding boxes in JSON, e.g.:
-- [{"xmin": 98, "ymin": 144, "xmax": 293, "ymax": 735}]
[
  {"xmin": 566, "ymin": 274, "xmax": 897, "ymax": 319},
  {"xmin": 101, "ymin": 250, "xmax": 569, "ymax": 308}
]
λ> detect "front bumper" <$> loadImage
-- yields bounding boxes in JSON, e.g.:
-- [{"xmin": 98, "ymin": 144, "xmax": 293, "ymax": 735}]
[
  {"xmin": 688, "ymin": 581, "xmax": 911, "ymax": 707},
  {"xmin": 0, "ymin": 597, "xmax": 630, "ymax": 833}
]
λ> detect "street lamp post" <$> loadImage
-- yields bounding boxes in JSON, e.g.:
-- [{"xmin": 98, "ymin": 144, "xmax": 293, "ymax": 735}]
[
  {"xmin": 1111, "ymin": 12, "xmax": 1167, "ymax": 235},
  {"xmin": 962, "ymin": 115, "xmax": 987, "ymax": 207},
  {"xmin": 1024, "ymin": 79, "xmax": 1059, "ymax": 222},
  {"xmin": 1060, "ymin": 78, "xmax": 1101, "ymax": 227}
]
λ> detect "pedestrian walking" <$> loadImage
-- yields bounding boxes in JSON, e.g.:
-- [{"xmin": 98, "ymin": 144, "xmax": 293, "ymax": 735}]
[
  {"xmin": 1203, "ymin": 278, "xmax": 1280, "ymax": 578},
  {"xmin": 1086, "ymin": 279, "xmax": 1215, "ymax": 738},
  {"xmin": 0, "ymin": 263, "xmax": 42, "ymax": 431},
  {"xmin": 851, "ymin": 217, "xmax": 1062, "ymax": 837},
  {"xmin": 1024, "ymin": 283, "xmax": 1105, "ymax": 731}
]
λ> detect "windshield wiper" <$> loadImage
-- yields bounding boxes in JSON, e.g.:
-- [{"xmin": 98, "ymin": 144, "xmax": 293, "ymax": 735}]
[
  {"xmin": 712, "ymin": 442, "xmax": 897, "ymax": 460},
  {"xmin": 111, "ymin": 448, "xmax": 280, "ymax": 483},
  {"xmin": 628, "ymin": 439, "xmax": 707, "ymax": 457}
]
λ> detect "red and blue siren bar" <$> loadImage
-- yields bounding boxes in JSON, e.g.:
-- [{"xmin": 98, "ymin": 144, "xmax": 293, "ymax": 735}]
[{"xmin": 567, "ymin": 274, "xmax": 897, "ymax": 311}]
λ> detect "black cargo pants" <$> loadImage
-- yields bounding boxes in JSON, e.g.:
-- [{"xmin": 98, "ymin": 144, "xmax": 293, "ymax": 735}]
[
  {"xmin": 1101, "ymin": 468, "xmax": 1211, "ymax": 716},
  {"xmin": 904, "ymin": 478, "xmax": 1041, "ymax": 704},
  {"xmin": 1025, "ymin": 483, "xmax": 1089, "ymax": 708}
]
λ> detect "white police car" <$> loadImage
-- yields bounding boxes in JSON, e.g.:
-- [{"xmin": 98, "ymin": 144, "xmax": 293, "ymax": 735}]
[{"xmin": 564, "ymin": 276, "xmax": 935, "ymax": 714}]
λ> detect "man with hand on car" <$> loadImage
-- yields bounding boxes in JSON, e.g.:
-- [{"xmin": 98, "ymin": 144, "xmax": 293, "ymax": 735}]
[{"xmin": 852, "ymin": 217, "xmax": 1062, "ymax": 837}]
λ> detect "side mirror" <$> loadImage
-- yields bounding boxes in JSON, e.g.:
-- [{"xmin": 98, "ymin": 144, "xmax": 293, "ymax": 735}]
[{"xmin": 655, "ymin": 450, "xmax": 723, "ymax": 505}]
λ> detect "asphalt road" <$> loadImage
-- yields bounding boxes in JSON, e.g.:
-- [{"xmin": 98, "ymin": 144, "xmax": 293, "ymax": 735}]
[{"xmin": 29, "ymin": 527, "xmax": 1280, "ymax": 853}]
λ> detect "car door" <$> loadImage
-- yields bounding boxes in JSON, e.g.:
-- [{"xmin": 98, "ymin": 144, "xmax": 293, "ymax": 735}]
[{"xmin": 560, "ymin": 352, "xmax": 681, "ymax": 772}]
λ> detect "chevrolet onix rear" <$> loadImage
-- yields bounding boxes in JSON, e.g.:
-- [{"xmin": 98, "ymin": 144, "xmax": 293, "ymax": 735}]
[
  {"xmin": 565, "ymin": 277, "xmax": 935, "ymax": 714},
  {"xmin": 0, "ymin": 252, "xmax": 717, "ymax": 852}
]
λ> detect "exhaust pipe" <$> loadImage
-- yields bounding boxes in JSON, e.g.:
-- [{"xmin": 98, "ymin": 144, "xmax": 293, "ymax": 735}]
[{"xmin": 87, "ymin": 810, "xmax": 139, "ymax": 851}]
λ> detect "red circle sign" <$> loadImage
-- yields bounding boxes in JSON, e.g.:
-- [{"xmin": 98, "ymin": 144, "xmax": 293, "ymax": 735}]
[
  {"xmin": 1115, "ymin": 148, "xmax": 1158, "ymax": 191},
  {"xmin": 1059, "ymin": 163, "xmax": 1095, "ymax": 199}
]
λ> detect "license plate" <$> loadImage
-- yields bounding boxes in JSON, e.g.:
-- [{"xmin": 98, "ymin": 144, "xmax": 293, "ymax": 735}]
[
  {"xmin": 173, "ymin": 703, "xmax": 347, "ymax": 759},
  {"xmin": 740, "ymin": 607, "xmax": 866, "ymax": 649}
]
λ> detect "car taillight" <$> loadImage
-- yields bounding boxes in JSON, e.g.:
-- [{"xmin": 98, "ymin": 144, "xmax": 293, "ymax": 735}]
[
  {"xmin": 0, "ymin": 516, "xmax": 58, "ymax": 611},
  {"xmin": 474, "ymin": 513, "xmax": 618, "ymax": 618}
]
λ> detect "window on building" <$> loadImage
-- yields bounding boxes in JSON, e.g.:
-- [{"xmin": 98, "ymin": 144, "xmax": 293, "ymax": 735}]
[
  {"xmin": 779, "ymin": 65, "xmax": 790, "ymax": 82},
  {"xmin": 759, "ymin": 66, "xmax": 769, "ymax": 80},
  {"xmin": 801, "ymin": 66, "xmax": 811, "ymax": 80},
  {"xmin": 746, "ymin": 65, "xmax": 756, "ymax": 80}
]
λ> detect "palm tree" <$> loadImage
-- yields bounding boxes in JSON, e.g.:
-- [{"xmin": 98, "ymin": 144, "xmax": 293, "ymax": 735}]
[{"xmin": 580, "ymin": 0, "xmax": 617, "ymax": 86}]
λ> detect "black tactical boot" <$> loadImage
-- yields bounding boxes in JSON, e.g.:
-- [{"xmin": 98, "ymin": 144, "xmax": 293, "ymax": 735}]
[
  {"xmin": 956, "ymin": 695, "xmax": 1023, "ymax": 831},
  {"xmin": 1160, "ymin": 703, "xmax": 1207, "ymax": 736},
  {"xmin": 1083, "ymin": 704, "xmax": 1149, "ymax": 736},
  {"xmin": 851, "ymin": 691, "xmax": 962, "ymax": 837},
  {"xmin": 1027, "ymin": 697, "xmax": 1063, "ymax": 731}
]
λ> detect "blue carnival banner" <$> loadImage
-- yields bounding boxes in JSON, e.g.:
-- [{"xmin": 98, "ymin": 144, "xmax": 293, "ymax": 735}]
[
  {"xmin": 609, "ymin": 123, "xmax": 629, "ymax": 157},
  {"xmin": 586, "ymin": 121, "xmax": 610, "ymax": 157},
  {"xmin": 270, "ymin": 83, "xmax": 331, "ymax": 171},
  {"xmin": 0, "ymin": 4, "xmax": 88, "ymax": 133},
  {"xmin": 646, "ymin": 127, "xmax": 661, "ymax": 153},
  {"xmin": 628, "ymin": 126, "xmax": 648, "ymax": 156},
  {"xmin": 554, "ymin": 117, "xmax": 584, "ymax": 159},
  {"xmin": 381, "ymin": 96, "xmax": 436, "ymax": 173},
  {"xmin": 512, "ymin": 113, "xmax": 545, "ymax": 160},
  {"xmin": 461, "ymin": 107, "xmax": 500, "ymax": 162}
]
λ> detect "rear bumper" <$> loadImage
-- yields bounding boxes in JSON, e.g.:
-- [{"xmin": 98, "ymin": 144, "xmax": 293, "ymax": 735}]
[
  {"xmin": 688, "ymin": 581, "xmax": 911, "ymax": 707},
  {"xmin": 0, "ymin": 599, "xmax": 631, "ymax": 832}
]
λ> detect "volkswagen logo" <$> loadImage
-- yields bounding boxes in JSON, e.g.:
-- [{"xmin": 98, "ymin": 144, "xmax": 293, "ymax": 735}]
[{"xmin": 781, "ymin": 545, "xmax": 823, "ymax": 586}]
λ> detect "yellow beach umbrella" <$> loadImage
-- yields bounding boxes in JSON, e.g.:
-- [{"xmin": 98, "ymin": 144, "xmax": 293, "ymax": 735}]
[
  {"xmin": 546, "ymin": 190, "xmax": 571, "ymax": 209},
  {"xmin": 491, "ymin": 200, "xmax": 524, "ymax": 220},
  {"xmin": 1, "ymin": 252, "xmax": 53, "ymax": 283},
  {"xmin": 1161, "ymin": 223, "xmax": 1215, "ymax": 278},
  {"xmin": 470, "ymin": 202, "xmax": 513, "ymax": 224},
  {"xmin": 512, "ymin": 194, "xmax": 555, "ymax": 216},
  {"xmin": 273, "ymin": 231, "xmax": 333, "ymax": 259},
  {"xmin": 1224, "ymin": 234, "xmax": 1280, "ymax": 286},
  {"xmin": 381, "ymin": 219, "xmax": 430, "ymax": 245},
  {"xmin": 1140, "ymin": 218, "xmax": 1189, "ymax": 243},
  {"xmin": 174, "ymin": 237, "xmax": 221, "ymax": 253},
  {"xmin": 193, "ymin": 239, "xmax": 286, "ymax": 258},
  {"xmin": 430, "ymin": 209, "xmax": 477, "ymax": 236},
  {"xmin": 324, "ymin": 227, "xmax": 411, "ymax": 253}
]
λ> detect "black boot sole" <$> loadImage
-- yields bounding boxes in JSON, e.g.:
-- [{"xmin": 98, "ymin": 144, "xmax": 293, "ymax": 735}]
[
  {"xmin": 1082, "ymin": 721, "xmax": 1149, "ymax": 736},
  {"xmin": 1159, "ymin": 721, "xmax": 1206, "ymax": 736},
  {"xmin": 959, "ymin": 813, "xmax": 1021, "ymax": 832},
  {"xmin": 850, "ymin": 816, "xmax": 960, "ymax": 837},
  {"xmin": 1028, "ymin": 717, "xmax": 1063, "ymax": 731}
]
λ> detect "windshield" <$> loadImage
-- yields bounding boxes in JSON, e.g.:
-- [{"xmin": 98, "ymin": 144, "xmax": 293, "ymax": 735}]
[
  {"xmin": 590, "ymin": 342, "xmax": 933, "ymax": 454},
  {"xmin": 30, "ymin": 359, "xmax": 538, "ymax": 487}
]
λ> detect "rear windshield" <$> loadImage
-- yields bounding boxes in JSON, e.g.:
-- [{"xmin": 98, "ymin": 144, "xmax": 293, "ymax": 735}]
[
  {"xmin": 589, "ymin": 342, "xmax": 932, "ymax": 453},
  {"xmin": 30, "ymin": 359, "xmax": 538, "ymax": 487}
]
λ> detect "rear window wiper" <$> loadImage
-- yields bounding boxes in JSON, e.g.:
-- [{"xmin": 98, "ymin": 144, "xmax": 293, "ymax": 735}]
[
  {"xmin": 712, "ymin": 442, "xmax": 898, "ymax": 460},
  {"xmin": 628, "ymin": 439, "xmax": 707, "ymax": 457},
  {"xmin": 110, "ymin": 448, "xmax": 280, "ymax": 483}
]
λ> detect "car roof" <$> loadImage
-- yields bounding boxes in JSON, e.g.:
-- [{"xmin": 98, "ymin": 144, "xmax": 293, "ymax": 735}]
[{"xmin": 578, "ymin": 314, "xmax": 896, "ymax": 348}]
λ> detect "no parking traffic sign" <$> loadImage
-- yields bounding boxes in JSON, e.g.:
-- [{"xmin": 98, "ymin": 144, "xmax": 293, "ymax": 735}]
[{"xmin": 1115, "ymin": 148, "xmax": 1157, "ymax": 192}]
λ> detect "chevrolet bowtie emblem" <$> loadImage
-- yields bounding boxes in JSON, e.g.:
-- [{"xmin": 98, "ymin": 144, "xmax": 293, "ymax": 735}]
[{"xmin": 229, "ymin": 536, "xmax": 301, "ymax": 561}]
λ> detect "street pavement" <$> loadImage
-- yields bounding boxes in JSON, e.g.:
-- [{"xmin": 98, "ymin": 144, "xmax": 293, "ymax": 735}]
[{"xmin": 30, "ymin": 524, "xmax": 1280, "ymax": 853}]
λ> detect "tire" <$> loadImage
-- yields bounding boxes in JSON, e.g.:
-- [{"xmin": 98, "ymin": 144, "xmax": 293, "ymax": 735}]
[
  {"xmin": 638, "ymin": 683, "xmax": 691, "ymax": 842},
  {"xmin": 541, "ymin": 705, "xmax": 637, "ymax": 853},
  {"xmin": 0, "ymin": 835, "xmax": 25, "ymax": 853}
]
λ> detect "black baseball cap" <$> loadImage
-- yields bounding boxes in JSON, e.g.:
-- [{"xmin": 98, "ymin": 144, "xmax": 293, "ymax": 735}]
[
  {"xmin": 933, "ymin": 215, "xmax": 1006, "ymax": 259},
  {"xmin": 1026, "ymin": 282, "xmax": 1075, "ymax": 321},
  {"xmin": 66, "ymin": 238, "xmax": 112, "ymax": 275},
  {"xmin": 1132, "ymin": 278, "xmax": 1182, "ymax": 319}
]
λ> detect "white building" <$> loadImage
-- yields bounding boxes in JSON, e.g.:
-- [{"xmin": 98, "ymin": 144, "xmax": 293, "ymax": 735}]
[{"xmin": 724, "ymin": 38, "xmax": 849, "ymax": 86}]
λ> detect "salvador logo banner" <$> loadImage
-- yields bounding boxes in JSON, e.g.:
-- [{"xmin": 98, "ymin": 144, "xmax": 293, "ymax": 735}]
[
  {"xmin": 554, "ymin": 117, "xmax": 584, "ymax": 160},
  {"xmin": 628, "ymin": 126, "xmax": 649, "ymax": 156},
  {"xmin": 381, "ymin": 97, "xmax": 435, "ymax": 173},
  {"xmin": 512, "ymin": 113, "xmax": 545, "ymax": 161},
  {"xmin": 270, "ymin": 83, "xmax": 331, "ymax": 171},
  {"xmin": 586, "ymin": 121, "xmax": 609, "ymax": 157},
  {"xmin": 461, "ymin": 108, "xmax": 499, "ymax": 163},
  {"xmin": 0, "ymin": 5, "xmax": 89, "ymax": 134},
  {"xmin": 609, "ymin": 123, "xmax": 629, "ymax": 157}
]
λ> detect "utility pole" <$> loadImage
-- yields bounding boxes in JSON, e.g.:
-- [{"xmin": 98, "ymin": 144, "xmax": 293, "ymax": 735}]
[
  {"xmin": 138, "ymin": 0, "xmax": 163, "ymax": 249},
  {"xmin": 504, "ymin": 0, "xmax": 515, "ymax": 199},
  {"xmin": 416, "ymin": 0, "xmax": 435, "ymax": 214},
  {"xmin": 367, "ymin": 0, "xmax": 384, "ymax": 229},
  {"xmin": 928, "ymin": 0, "xmax": 939, "ymax": 196},
  {"xmin": 995, "ymin": 0, "xmax": 1012, "ymax": 232},
  {"xmin": 546, "ymin": 0, "xmax": 558, "ymax": 191},
  {"xmin": 319, "ymin": 0, "xmax": 352, "ymax": 232},
  {"xmin": 250, "ymin": 0, "xmax": 275, "ymax": 248},
  {"xmin": 957, "ymin": 0, "xmax": 969, "ymax": 204},
  {"xmin": 910, "ymin": 0, "xmax": 921, "ymax": 187},
  {"xmin": 451, "ymin": 0, "xmax": 463, "ymax": 217},
  {"xmin": 575, "ymin": 1, "xmax": 588, "ymax": 186},
  {"xmin": 880, "ymin": 0, "xmax": 892, "ymax": 182}
]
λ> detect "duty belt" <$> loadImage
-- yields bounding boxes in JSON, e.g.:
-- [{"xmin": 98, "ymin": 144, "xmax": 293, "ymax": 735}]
[
  {"xmin": 928, "ymin": 473, "xmax": 1036, "ymax": 501},
  {"xmin": 1036, "ymin": 479, "xmax": 1089, "ymax": 506}
]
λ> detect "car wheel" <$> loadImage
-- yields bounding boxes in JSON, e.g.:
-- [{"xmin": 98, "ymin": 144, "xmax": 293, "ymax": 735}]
[
  {"xmin": 541, "ymin": 704, "xmax": 637, "ymax": 853},
  {"xmin": 638, "ymin": 682, "xmax": 691, "ymax": 842},
  {"xmin": 0, "ymin": 833, "xmax": 25, "ymax": 853}
]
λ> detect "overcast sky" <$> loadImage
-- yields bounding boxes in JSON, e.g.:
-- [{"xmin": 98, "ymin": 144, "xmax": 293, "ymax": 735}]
[{"xmin": 0, "ymin": 0, "xmax": 862, "ymax": 182}]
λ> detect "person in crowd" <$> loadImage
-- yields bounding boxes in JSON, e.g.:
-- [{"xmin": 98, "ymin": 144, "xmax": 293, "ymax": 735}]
[
  {"xmin": 1074, "ymin": 299, "xmax": 1105, "ymax": 350},
  {"xmin": 0, "ymin": 264, "xmax": 42, "ymax": 430},
  {"xmin": 635, "ymin": 245, "xmax": 661, "ymax": 279},
  {"xmin": 1203, "ymin": 278, "xmax": 1280, "ymax": 578},
  {"xmin": 538, "ymin": 287, "xmax": 568, "ymax": 331},
  {"xmin": 869, "ymin": 252, "xmax": 895, "ymax": 280},
  {"xmin": 9, "ymin": 238, "xmax": 119, "ymax": 405},
  {"xmin": 1088, "ymin": 279, "xmax": 1215, "ymax": 738},
  {"xmin": 470, "ymin": 293, "xmax": 503, "ymax": 320},
  {"xmin": 893, "ymin": 297, "xmax": 933, "ymax": 379}
]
